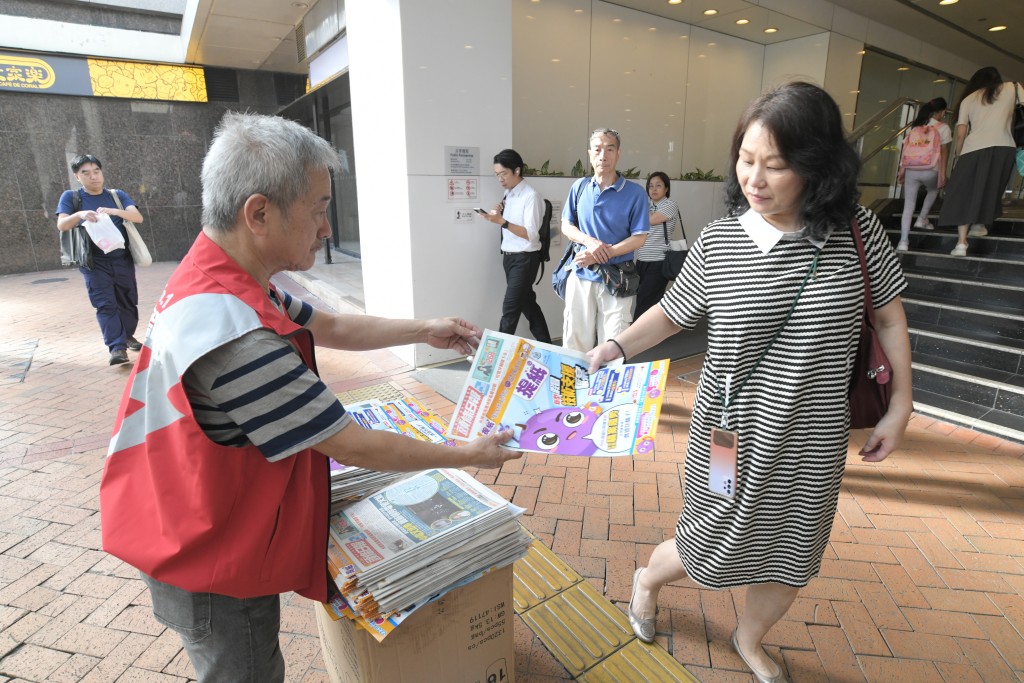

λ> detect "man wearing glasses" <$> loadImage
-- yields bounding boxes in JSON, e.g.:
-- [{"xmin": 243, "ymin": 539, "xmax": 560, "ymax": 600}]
[
  {"xmin": 559, "ymin": 129, "xmax": 650, "ymax": 352},
  {"xmin": 479, "ymin": 148, "xmax": 552, "ymax": 344},
  {"xmin": 56, "ymin": 154, "xmax": 145, "ymax": 365}
]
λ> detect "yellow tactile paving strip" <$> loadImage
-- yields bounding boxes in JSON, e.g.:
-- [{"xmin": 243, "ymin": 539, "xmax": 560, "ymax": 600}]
[
  {"xmin": 342, "ymin": 382, "xmax": 698, "ymax": 681},
  {"xmin": 335, "ymin": 380, "xmax": 407, "ymax": 404},
  {"xmin": 514, "ymin": 541, "xmax": 698, "ymax": 682}
]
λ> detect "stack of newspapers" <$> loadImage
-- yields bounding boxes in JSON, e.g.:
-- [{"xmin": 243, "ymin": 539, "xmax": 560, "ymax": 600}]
[
  {"xmin": 325, "ymin": 467, "xmax": 531, "ymax": 641},
  {"xmin": 328, "ymin": 397, "xmax": 457, "ymax": 509}
]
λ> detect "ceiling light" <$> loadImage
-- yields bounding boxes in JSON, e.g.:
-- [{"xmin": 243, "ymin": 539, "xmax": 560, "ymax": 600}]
[
  {"xmin": 938, "ymin": 0, "xmax": 958, "ymax": 4},
  {"xmin": 897, "ymin": 66, "xmax": 910, "ymax": 71},
  {"xmin": 574, "ymin": 8, "xmax": 583, "ymax": 12},
  {"xmin": 764, "ymin": 27, "xmax": 778, "ymax": 33},
  {"xmin": 857, "ymin": 50, "xmax": 866, "ymax": 55},
  {"xmin": 989, "ymin": 25, "xmax": 1007, "ymax": 32},
  {"xmin": 934, "ymin": 78, "xmax": 946, "ymax": 83},
  {"xmin": 464, "ymin": 45, "xmax": 473, "ymax": 49},
  {"xmin": 736, "ymin": 19, "xmax": 749, "ymax": 25},
  {"xmin": 703, "ymin": 9, "xmax": 718, "ymax": 16},
  {"xmin": 613, "ymin": 18, "xmax": 621, "ymax": 22},
  {"xmin": 668, "ymin": 0, "xmax": 682, "ymax": 4},
  {"xmin": 551, "ymin": 58, "xmax": 560, "ymax": 62},
  {"xmin": 649, "ymin": 27, "xmax": 657, "ymax": 31},
  {"xmin": 291, "ymin": 1, "xmax": 308, "ymax": 7}
]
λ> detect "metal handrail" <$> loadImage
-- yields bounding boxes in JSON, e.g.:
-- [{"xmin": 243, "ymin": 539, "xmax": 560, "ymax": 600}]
[{"xmin": 847, "ymin": 97, "xmax": 923, "ymax": 144}]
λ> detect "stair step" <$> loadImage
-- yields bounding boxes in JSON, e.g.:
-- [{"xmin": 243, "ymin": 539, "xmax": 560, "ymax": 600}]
[
  {"xmin": 903, "ymin": 298, "xmax": 1024, "ymax": 347},
  {"xmin": 913, "ymin": 362, "xmax": 1024, "ymax": 415},
  {"xmin": 903, "ymin": 275, "xmax": 1024, "ymax": 315},
  {"xmin": 889, "ymin": 232, "xmax": 1024, "ymax": 261},
  {"xmin": 914, "ymin": 392, "xmax": 1024, "ymax": 444},
  {"xmin": 897, "ymin": 252, "xmax": 1024, "ymax": 287},
  {"xmin": 911, "ymin": 329, "xmax": 1024, "ymax": 374},
  {"xmin": 913, "ymin": 353, "xmax": 1024, "ymax": 389}
]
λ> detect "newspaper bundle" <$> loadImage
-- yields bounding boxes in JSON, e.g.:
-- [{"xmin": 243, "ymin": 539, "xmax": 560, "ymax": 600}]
[
  {"xmin": 329, "ymin": 397, "xmax": 456, "ymax": 509},
  {"xmin": 448, "ymin": 330, "xmax": 669, "ymax": 457},
  {"xmin": 325, "ymin": 468, "xmax": 530, "ymax": 642}
]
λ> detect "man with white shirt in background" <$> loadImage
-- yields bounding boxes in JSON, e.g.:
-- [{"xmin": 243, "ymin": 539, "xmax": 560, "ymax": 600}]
[{"xmin": 480, "ymin": 148, "xmax": 552, "ymax": 344}]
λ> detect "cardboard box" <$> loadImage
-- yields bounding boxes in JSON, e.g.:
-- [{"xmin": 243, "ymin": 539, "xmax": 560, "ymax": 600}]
[{"xmin": 315, "ymin": 566, "xmax": 515, "ymax": 683}]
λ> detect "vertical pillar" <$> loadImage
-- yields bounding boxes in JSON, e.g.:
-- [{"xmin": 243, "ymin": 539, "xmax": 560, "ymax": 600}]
[{"xmin": 347, "ymin": 0, "xmax": 514, "ymax": 366}]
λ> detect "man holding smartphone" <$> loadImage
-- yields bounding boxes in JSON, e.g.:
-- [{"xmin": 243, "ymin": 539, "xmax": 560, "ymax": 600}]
[{"xmin": 479, "ymin": 148, "xmax": 552, "ymax": 344}]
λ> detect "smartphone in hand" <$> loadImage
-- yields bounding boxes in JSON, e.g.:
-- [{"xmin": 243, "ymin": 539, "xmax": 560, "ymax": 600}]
[{"xmin": 474, "ymin": 207, "xmax": 488, "ymax": 215}]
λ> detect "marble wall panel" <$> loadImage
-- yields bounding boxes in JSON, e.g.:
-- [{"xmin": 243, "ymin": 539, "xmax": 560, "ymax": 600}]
[
  {"xmin": 0, "ymin": 210, "xmax": 34, "ymax": 274},
  {"xmin": 0, "ymin": 68, "xmax": 285, "ymax": 274}
]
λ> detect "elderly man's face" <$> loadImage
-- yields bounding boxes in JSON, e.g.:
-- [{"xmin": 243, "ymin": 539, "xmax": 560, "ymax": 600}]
[
  {"xmin": 588, "ymin": 134, "xmax": 620, "ymax": 176},
  {"xmin": 270, "ymin": 167, "xmax": 333, "ymax": 272}
]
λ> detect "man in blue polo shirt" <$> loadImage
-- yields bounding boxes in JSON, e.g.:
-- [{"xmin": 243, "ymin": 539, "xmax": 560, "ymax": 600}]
[{"xmin": 559, "ymin": 128, "xmax": 649, "ymax": 352}]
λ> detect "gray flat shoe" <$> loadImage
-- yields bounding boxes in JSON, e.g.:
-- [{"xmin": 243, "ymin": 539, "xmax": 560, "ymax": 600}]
[
  {"xmin": 627, "ymin": 568, "xmax": 656, "ymax": 643},
  {"xmin": 731, "ymin": 629, "xmax": 789, "ymax": 683}
]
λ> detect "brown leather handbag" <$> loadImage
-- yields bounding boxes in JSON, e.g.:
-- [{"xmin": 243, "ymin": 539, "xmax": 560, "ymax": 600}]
[{"xmin": 849, "ymin": 217, "xmax": 893, "ymax": 429}]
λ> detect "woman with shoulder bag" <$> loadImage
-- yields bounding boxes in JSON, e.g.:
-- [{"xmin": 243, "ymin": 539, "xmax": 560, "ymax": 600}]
[
  {"xmin": 633, "ymin": 172, "xmax": 680, "ymax": 319},
  {"xmin": 586, "ymin": 82, "xmax": 912, "ymax": 683},
  {"xmin": 939, "ymin": 67, "xmax": 1023, "ymax": 256}
]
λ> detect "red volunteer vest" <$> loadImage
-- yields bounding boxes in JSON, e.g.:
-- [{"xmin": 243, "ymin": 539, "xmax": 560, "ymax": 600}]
[{"xmin": 100, "ymin": 233, "xmax": 329, "ymax": 601}]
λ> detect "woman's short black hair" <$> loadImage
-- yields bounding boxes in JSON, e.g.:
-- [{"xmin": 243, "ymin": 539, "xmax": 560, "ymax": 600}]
[
  {"xmin": 724, "ymin": 82, "xmax": 860, "ymax": 240},
  {"xmin": 493, "ymin": 149, "xmax": 524, "ymax": 176},
  {"xmin": 646, "ymin": 171, "xmax": 671, "ymax": 198},
  {"xmin": 71, "ymin": 154, "xmax": 102, "ymax": 173}
]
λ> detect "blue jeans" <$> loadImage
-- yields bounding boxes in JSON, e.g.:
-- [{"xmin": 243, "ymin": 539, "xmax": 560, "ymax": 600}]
[
  {"xmin": 81, "ymin": 254, "xmax": 138, "ymax": 351},
  {"xmin": 141, "ymin": 573, "xmax": 285, "ymax": 683}
]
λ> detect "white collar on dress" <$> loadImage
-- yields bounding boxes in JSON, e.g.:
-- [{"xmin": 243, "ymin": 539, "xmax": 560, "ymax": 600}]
[{"xmin": 738, "ymin": 208, "xmax": 829, "ymax": 254}]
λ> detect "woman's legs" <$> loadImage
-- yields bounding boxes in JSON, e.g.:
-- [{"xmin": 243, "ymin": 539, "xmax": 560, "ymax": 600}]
[
  {"xmin": 735, "ymin": 583, "xmax": 799, "ymax": 678},
  {"xmin": 952, "ymin": 224, "xmax": 969, "ymax": 255},
  {"xmin": 632, "ymin": 539, "xmax": 687, "ymax": 620},
  {"xmin": 899, "ymin": 174, "xmax": 920, "ymax": 242},
  {"xmin": 915, "ymin": 171, "xmax": 940, "ymax": 227}
]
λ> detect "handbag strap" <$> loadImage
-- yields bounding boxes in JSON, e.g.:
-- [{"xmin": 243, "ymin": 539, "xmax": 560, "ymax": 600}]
[
  {"xmin": 661, "ymin": 209, "xmax": 683, "ymax": 245},
  {"xmin": 849, "ymin": 215, "xmax": 878, "ymax": 329},
  {"xmin": 715, "ymin": 247, "xmax": 821, "ymax": 427}
]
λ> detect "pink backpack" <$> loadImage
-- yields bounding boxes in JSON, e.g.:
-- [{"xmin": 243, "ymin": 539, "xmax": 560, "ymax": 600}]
[{"xmin": 899, "ymin": 124, "xmax": 940, "ymax": 171}]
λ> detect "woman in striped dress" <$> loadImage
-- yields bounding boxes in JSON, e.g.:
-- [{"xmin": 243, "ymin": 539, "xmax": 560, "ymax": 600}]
[{"xmin": 586, "ymin": 82, "xmax": 913, "ymax": 683}]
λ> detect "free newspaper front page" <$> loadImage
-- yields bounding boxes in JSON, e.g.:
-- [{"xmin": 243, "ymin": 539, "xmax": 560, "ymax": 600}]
[{"xmin": 448, "ymin": 330, "xmax": 669, "ymax": 457}]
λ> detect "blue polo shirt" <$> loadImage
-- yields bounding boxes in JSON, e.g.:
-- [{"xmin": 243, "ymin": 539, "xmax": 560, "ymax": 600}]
[{"xmin": 562, "ymin": 174, "xmax": 649, "ymax": 283}]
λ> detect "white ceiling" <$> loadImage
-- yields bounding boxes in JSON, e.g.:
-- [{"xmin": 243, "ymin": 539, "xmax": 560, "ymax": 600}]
[{"xmin": 168, "ymin": 0, "xmax": 1024, "ymax": 77}]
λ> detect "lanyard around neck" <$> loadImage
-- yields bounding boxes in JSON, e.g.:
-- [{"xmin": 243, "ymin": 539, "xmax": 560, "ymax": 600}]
[{"xmin": 716, "ymin": 248, "xmax": 821, "ymax": 428}]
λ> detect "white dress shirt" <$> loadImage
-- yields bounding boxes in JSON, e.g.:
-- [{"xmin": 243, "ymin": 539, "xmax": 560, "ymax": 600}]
[{"xmin": 501, "ymin": 179, "xmax": 543, "ymax": 253}]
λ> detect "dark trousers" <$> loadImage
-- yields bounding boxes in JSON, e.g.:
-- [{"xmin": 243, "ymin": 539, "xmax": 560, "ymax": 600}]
[
  {"xmin": 81, "ymin": 254, "xmax": 138, "ymax": 352},
  {"xmin": 634, "ymin": 260, "xmax": 669, "ymax": 320},
  {"xmin": 500, "ymin": 251, "xmax": 552, "ymax": 343}
]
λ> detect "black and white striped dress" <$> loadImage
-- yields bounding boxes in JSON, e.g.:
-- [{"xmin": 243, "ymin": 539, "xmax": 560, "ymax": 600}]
[{"xmin": 661, "ymin": 205, "xmax": 906, "ymax": 588}]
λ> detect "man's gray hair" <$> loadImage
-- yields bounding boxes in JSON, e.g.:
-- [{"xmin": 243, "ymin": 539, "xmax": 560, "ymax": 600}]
[
  {"xmin": 589, "ymin": 128, "xmax": 621, "ymax": 149},
  {"xmin": 201, "ymin": 112, "xmax": 342, "ymax": 232}
]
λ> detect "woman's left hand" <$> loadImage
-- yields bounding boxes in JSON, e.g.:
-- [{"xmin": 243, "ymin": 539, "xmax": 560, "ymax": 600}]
[{"xmin": 858, "ymin": 407, "xmax": 910, "ymax": 462}]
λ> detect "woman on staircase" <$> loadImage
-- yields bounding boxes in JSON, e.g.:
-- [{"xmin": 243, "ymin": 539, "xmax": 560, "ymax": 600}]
[
  {"xmin": 896, "ymin": 97, "xmax": 951, "ymax": 252},
  {"xmin": 939, "ymin": 67, "xmax": 1023, "ymax": 256}
]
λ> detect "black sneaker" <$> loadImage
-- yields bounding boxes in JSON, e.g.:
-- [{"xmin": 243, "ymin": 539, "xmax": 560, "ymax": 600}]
[
  {"xmin": 109, "ymin": 350, "xmax": 129, "ymax": 365},
  {"xmin": 126, "ymin": 336, "xmax": 142, "ymax": 351}
]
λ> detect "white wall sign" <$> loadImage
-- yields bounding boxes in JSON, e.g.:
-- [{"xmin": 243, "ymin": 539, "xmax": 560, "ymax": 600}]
[
  {"xmin": 453, "ymin": 208, "xmax": 476, "ymax": 224},
  {"xmin": 445, "ymin": 146, "xmax": 479, "ymax": 175},
  {"xmin": 447, "ymin": 177, "xmax": 478, "ymax": 200}
]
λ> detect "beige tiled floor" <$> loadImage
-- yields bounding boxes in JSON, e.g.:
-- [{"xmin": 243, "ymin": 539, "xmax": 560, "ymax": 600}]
[{"xmin": 1, "ymin": 263, "xmax": 1023, "ymax": 682}]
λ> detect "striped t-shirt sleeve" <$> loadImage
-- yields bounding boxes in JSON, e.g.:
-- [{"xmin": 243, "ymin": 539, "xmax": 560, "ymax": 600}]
[{"xmin": 184, "ymin": 328, "xmax": 351, "ymax": 461}]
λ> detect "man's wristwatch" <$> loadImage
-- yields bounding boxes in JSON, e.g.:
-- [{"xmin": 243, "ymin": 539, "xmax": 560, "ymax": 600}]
[{"xmin": 500, "ymin": 220, "xmax": 509, "ymax": 230}]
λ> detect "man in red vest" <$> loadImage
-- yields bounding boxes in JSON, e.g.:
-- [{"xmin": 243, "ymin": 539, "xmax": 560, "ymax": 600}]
[{"xmin": 100, "ymin": 112, "xmax": 519, "ymax": 682}]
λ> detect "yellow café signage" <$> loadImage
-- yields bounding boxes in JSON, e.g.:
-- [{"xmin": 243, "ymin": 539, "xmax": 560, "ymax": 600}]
[
  {"xmin": 0, "ymin": 54, "xmax": 56, "ymax": 90},
  {"xmin": 0, "ymin": 51, "xmax": 207, "ymax": 103}
]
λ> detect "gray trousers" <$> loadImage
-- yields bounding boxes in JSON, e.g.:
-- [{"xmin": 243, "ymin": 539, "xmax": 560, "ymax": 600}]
[{"xmin": 142, "ymin": 572, "xmax": 285, "ymax": 683}]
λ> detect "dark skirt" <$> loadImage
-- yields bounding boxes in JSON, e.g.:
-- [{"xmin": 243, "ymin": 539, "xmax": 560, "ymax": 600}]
[{"xmin": 938, "ymin": 146, "xmax": 1015, "ymax": 226}]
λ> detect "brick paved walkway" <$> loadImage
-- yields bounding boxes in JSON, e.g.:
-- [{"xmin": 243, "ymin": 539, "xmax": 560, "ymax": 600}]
[{"xmin": 1, "ymin": 264, "xmax": 1023, "ymax": 682}]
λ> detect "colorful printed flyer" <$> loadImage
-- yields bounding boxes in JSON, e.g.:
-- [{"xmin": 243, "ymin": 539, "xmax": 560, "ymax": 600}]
[{"xmin": 448, "ymin": 330, "xmax": 669, "ymax": 457}]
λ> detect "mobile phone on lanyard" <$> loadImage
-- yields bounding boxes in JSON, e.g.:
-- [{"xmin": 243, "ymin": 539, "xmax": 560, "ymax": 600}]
[{"xmin": 708, "ymin": 427, "xmax": 738, "ymax": 499}]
